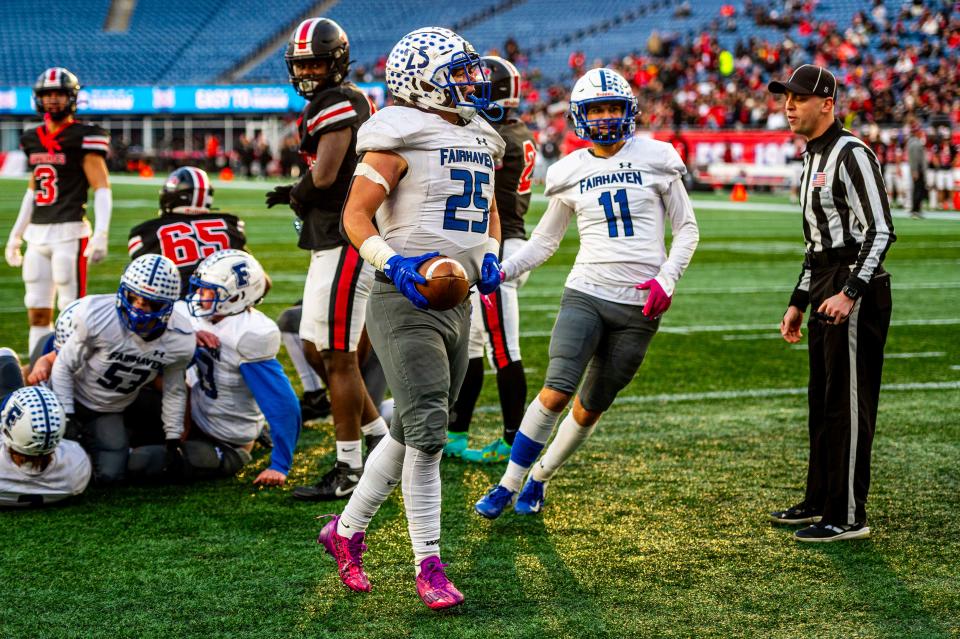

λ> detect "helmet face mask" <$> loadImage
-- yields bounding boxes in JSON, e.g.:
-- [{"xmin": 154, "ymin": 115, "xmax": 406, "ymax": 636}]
[
  {"xmin": 159, "ymin": 167, "xmax": 214, "ymax": 214},
  {"xmin": 285, "ymin": 18, "xmax": 350, "ymax": 98},
  {"xmin": 570, "ymin": 69, "xmax": 638, "ymax": 145},
  {"xmin": 115, "ymin": 255, "xmax": 181, "ymax": 339},
  {"xmin": 33, "ymin": 67, "xmax": 81, "ymax": 121},
  {"xmin": 386, "ymin": 27, "xmax": 491, "ymax": 122},
  {"xmin": 1, "ymin": 386, "xmax": 66, "ymax": 457},
  {"xmin": 187, "ymin": 249, "xmax": 267, "ymax": 319}
]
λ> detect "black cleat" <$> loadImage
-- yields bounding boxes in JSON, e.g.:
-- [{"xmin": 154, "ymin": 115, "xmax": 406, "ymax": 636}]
[
  {"xmin": 769, "ymin": 502, "xmax": 823, "ymax": 525},
  {"xmin": 292, "ymin": 461, "xmax": 361, "ymax": 501},
  {"xmin": 794, "ymin": 521, "xmax": 870, "ymax": 542},
  {"xmin": 301, "ymin": 389, "xmax": 331, "ymax": 422}
]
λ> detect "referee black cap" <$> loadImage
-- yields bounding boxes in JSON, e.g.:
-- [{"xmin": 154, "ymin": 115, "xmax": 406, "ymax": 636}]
[{"xmin": 768, "ymin": 65, "xmax": 837, "ymax": 99}]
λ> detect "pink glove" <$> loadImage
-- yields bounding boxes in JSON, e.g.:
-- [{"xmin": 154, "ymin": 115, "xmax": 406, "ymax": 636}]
[{"xmin": 635, "ymin": 278, "xmax": 672, "ymax": 318}]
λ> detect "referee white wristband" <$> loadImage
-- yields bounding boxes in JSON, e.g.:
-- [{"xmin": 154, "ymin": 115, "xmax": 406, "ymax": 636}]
[{"xmin": 358, "ymin": 235, "xmax": 397, "ymax": 272}]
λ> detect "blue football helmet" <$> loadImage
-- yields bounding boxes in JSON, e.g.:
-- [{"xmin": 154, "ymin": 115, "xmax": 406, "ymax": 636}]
[
  {"xmin": 569, "ymin": 68, "xmax": 638, "ymax": 145},
  {"xmin": 116, "ymin": 254, "xmax": 181, "ymax": 339}
]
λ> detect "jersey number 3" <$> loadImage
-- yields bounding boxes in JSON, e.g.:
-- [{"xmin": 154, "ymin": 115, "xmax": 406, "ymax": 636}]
[
  {"xmin": 158, "ymin": 220, "xmax": 230, "ymax": 266},
  {"xmin": 34, "ymin": 165, "xmax": 59, "ymax": 205}
]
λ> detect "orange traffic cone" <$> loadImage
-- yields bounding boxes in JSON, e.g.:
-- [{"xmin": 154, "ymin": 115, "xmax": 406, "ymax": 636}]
[
  {"xmin": 219, "ymin": 167, "xmax": 234, "ymax": 181},
  {"xmin": 952, "ymin": 190, "xmax": 960, "ymax": 211},
  {"xmin": 731, "ymin": 183, "xmax": 747, "ymax": 202},
  {"xmin": 138, "ymin": 164, "xmax": 154, "ymax": 178}
]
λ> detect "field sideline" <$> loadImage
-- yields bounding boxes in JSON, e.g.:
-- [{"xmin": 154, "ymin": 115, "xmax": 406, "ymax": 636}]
[{"xmin": 0, "ymin": 177, "xmax": 957, "ymax": 638}]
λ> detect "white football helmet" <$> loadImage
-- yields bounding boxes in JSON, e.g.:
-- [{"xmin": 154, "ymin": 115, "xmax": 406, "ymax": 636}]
[
  {"xmin": 54, "ymin": 298, "xmax": 84, "ymax": 352},
  {"xmin": 385, "ymin": 27, "xmax": 490, "ymax": 121},
  {"xmin": 1, "ymin": 386, "xmax": 66, "ymax": 456},
  {"xmin": 570, "ymin": 68, "xmax": 638, "ymax": 144},
  {"xmin": 116, "ymin": 254, "xmax": 182, "ymax": 338},
  {"xmin": 187, "ymin": 249, "xmax": 267, "ymax": 318}
]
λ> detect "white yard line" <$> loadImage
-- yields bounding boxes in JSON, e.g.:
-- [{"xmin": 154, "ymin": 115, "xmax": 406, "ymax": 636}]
[{"xmin": 885, "ymin": 351, "xmax": 946, "ymax": 359}]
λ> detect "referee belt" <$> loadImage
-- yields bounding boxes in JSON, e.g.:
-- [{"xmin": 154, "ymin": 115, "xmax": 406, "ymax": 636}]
[{"xmin": 806, "ymin": 245, "xmax": 860, "ymax": 268}]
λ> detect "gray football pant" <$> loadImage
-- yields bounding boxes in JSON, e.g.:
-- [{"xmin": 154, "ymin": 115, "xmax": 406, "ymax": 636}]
[{"xmin": 365, "ymin": 282, "xmax": 470, "ymax": 454}]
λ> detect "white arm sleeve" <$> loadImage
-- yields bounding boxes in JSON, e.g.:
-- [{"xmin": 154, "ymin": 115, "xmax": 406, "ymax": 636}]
[
  {"xmin": 655, "ymin": 177, "xmax": 700, "ymax": 296},
  {"xmin": 501, "ymin": 197, "xmax": 575, "ymax": 281},
  {"xmin": 9, "ymin": 190, "xmax": 34, "ymax": 240},
  {"xmin": 161, "ymin": 361, "xmax": 188, "ymax": 440},
  {"xmin": 92, "ymin": 187, "xmax": 112, "ymax": 236},
  {"xmin": 49, "ymin": 315, "xmax": 91, "ymax": 415}
]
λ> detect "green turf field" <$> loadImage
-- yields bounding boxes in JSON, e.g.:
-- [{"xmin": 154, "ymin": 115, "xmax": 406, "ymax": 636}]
[{"xmin": 0, "ymin": 176, "xmax": 958, "ymax": 638}]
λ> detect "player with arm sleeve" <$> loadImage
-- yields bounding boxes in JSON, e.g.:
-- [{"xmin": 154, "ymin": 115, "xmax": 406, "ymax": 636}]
[
  {"xmin": 0, "ymin": 347, "xmax": 91, "ymax": 507},
  {"xmin": 265, "ymin": 18, "xmax": 389, "ymax": 501},
  {"xmin": 178, "ymin": 250, "xmax": 301, "ymax": 484},
  {"xmin": 315, "ymin": 27, "xmax": 505, "ymax": 610},
  {"xmin": 128, "ymin": 167, "xmax": 246, "ymax": 297},
  {"xmin": 49, "ymin": 254, "xmax": 195, "ymax": 485},
  {"xmin": 474, "ymin": 68, "xmax": 700, "ymax": 519},
  {"xmin": 4, "ymin": 68, "xmax": 112, "ymax": 355},
  {"xmin": 447, "ymin": 56, "xmax": 536, "ymax": 463}
]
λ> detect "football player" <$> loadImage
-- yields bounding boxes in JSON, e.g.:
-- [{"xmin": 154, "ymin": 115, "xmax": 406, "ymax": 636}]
[
  {"xmin": 474, "ymin": 68, "xmax": 699, "ymax": 519},
  {"xmin": 128, "ymin": 167, "xmax": 246, "ymax": 296},
  {"xmin": 447, "ymin": 56, "xmax": 535, "ymax": 464},
  {"xmin": 182, "ymin": 250, "xmax": 301, "ymax": 484},
  {"xmin": 0, "ymin": 348, "xmax": 91, "ymax": 507},
  {"xmin": 265, "ymin": 18, "xmax": 388, "ymax": 500},
  {"xmin": 316, "ymin": 27, "xmax": 505, "ymax": 610},
  {"xmin": 49, "ymin": 254, "xmax": 195, "ymax": 484},
  {"xmin": 3, "ymin": 68, "xmax": 113, "ymax": 354}
]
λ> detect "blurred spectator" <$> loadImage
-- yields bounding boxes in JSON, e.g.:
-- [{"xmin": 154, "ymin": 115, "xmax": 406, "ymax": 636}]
[
  {"xmin": 907, "ymin": 124, "xmax": 928, "ymax": 218},
  {"xmin": 237, "ymin": 134, "xmax": 255, "ymax": 177}
]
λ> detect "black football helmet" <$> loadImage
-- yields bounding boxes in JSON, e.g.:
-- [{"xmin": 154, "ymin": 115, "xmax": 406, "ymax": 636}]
[
  {"xmin": 33, "ymin": 67, "xmax": 81, "ymax": 120},
  {"xmin": 285, "ymin": 18, "xmax": 350, "ymax": 98},
  {"xmin": 159, "ymin": 167, "xmax": 214, "ymax": 214},
  {"xmin": 482, "ymin": 56, "xmax": 521, "ymax": 111}
]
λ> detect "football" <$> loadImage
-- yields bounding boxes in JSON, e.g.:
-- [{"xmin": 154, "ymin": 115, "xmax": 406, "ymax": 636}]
[{"xmin": 416, "ymin": 256, "xmax": 470, "ymax": 311}]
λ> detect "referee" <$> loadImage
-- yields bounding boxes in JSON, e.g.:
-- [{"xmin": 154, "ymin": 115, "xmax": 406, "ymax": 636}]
[{"xmin": 767, "ymin": 65, "xmax": 896, "ymax": 542}]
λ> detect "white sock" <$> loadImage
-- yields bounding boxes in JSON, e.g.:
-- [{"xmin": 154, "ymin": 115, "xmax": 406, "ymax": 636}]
[
  {"xmin": 336, "ymin": 439, "xmax": 363, "ymax": 469},
  {"xmin": 338, "ymin": 435, "xmax": 405, "ymax": 536},
  {"xmin": 281, "ymin": 331, "xmax": 322, "ymax": 393},
  {"xmin": 402, "ymin": 446, "xmax": 443, "ymax": 567},
  {"xmin": 500, "ymin": 396, "xmax": 561, "ymax": 492},
  {"xmin": 28, "ymin": 325, "xmax": 52, "ymax": 355},
  {"xmin": 532, "ymin": 412, "xmax": 597, "ymax": 482},
  {"xmin": 360, "ymin": 416, "xmax": 388, "ymax": 437}
]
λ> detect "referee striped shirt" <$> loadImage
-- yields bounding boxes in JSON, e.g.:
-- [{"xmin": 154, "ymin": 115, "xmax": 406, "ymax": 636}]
[{"xmin": 789, "ymin": 118, "xmax": 896, "ymax": 310}]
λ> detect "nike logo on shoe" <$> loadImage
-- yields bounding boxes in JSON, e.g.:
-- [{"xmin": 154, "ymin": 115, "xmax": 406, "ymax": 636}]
[{"xmin": 335, "ymin": 485, "xmax": 356, "ymax": 497}]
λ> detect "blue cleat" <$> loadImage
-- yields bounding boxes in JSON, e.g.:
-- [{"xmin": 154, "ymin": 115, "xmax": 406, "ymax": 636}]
[
  {"xmin": 515, "ymin": 476, "xmax": 547, "ymax": 515},
  {"xmin": 443, "ymin": 432, "xmax": 468, "ymax": 458},
  {"xmin": 461, "ymin": 437, "xmax": 512, "ymax": 464},
  {"xmin": 474, "ymin": 484, "xmax": 516, "ymax": 519}
]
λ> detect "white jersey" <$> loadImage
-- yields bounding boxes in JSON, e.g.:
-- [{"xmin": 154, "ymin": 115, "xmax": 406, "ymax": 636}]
[
  {"xmin": 504, "ymin": 136, "xmax": 700, "ymax": 305},
  {"xmin": 0, "ymin": 440, "xmax": 91, "ymax": 507},
  {"xmin": 50, "ymin": 296, "xmax": 195, "ymax": 439},
  {"xmin": 187, "ymin": 309, "xmax": 280, "ymax": 446},
  {"xmin": 356, "ymin": 106, "xmax": 506, "ymax": 282}
]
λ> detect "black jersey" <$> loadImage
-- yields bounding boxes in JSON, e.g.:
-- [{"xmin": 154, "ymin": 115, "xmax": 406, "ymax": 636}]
[
  {"xmin": 128, "ymin": 213, "xmax": 247, "ymax": 296},
  {"xmin": 294, "ymin": 83, "xmax": 372, "ymax": 251},
  {"xmin": 492, "ymin": 119, "xmax": 536, "ymax": 241},
  {"xmin": 20, "ymin": 120, "xmax": 110, "ymax": 225}
]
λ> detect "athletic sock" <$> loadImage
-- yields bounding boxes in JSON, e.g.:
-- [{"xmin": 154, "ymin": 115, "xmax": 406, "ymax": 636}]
[
  {"xmin": 532, "ymin": 411, "xmax": 597, "ymax": 482},
  {"xmin": 496, "ymin": 360, "xmax": 527, "ymax": 445},
  {"xmin": 402, "ymin": 446, "xmax": 443, "ymax": 568},
  {"xmin": 338, "ymin": 435, "xmax": 405, "ymax": 536},
  {"xmin": 449, "ymin": 357, "xmax": 484, "ymax": 433},
  {"xmin": 280, "ymin": 332, "xmax": 322, "ymax": 393},
  {"xmin": 499, "ymin": 396, "xmax": 561, "ymax": 492},
  {"xmin": 28, "ymin": 325, "xmax": 52, "ymax": 355},
  {"xmin": 336, "ymin": 439, "xmax": 363, "ymax": 470},
  {"xmin": 361, "ymin": 416, "xmax": 388, "ymax": 437}
]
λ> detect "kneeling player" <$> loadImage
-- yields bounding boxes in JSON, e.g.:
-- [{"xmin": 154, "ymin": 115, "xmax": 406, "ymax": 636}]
[
  {"xmin": 0, "ymin": 348, "xmax": 91, "ymax": 506},
  {"xmin": 50, "ymin": 254, "xmax": 195, "ymax": 484},
  {"xmin": 128, "ymin": 166, "xmax": 246, "ymax": 297},
  {"xmin": 183, "ymin": 250, "xmax": 301, "ymax": 484},
  {"xmin": 474, "ymin": 68, "xmax": 699, "ymax": 519}
]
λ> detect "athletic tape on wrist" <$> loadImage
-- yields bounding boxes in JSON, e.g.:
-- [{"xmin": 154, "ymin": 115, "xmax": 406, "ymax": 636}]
[{"xmin": 358, "ymin": 235, "xmax": 398, "ymax": 272}]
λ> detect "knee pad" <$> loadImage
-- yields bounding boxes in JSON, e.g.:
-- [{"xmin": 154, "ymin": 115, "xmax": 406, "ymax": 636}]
[
  {"xmin": 127, "ymin": 444, "xmax": 168, "ymax": 478},
  {"xmin": 276, "ymin": 306, "xmax": 302, "ymax": 333},
  {"xmin": 181, "ymin": 440, "xmax": 250, "ymax": 480},
  {"xmin": 22, "ymin": 249, "xmax": 54, "ymax": 309},
  {"xmin": 50, "ymin": 247, "xmax": 76, "ymax": 288}
]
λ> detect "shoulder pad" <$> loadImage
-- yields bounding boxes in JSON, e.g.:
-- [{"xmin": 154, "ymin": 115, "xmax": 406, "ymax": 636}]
[
  {"xmin": 234, "ymin": 311, "xmax": 281, "ymax": 362},
  {"xmin": 357, "ymin": 106, "xmax": 436, "ymax": 152},
  {"xmin": 544, "ymin": 151, "xmax": 586, "ymax": 197},
  {"xmin": 79, "ymin": 123, "xmax": 110, "ymax": 156},
  {"xmin": 470, "ymin": 118, "xmax": 506, "ymax": 163}
]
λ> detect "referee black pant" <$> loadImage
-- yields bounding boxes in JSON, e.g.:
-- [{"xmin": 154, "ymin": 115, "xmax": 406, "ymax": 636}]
[{"xmin": 804, "ymin": 263, "xmax": 892, "ymax": 526}]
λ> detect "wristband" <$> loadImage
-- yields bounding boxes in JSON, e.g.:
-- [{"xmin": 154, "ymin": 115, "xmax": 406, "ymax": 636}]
[{"xmin": 358, "ymin": 235, "xmax": 398, "ymax": 272}]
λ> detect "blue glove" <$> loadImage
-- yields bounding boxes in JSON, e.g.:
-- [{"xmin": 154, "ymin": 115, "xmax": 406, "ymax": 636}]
[
  {"xmin": 477, "ymin": 252, "xmax": 503, "ymax": 295},
  {"xmin": 384, "ymin": 252, "xmax": 439, "ymax": 309}
]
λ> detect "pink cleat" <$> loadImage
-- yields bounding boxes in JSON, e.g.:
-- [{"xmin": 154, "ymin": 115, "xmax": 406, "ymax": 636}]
[
  {"xmin": 415, "ymin": 556, "xmax": 465, "ymax": 610},
  {"xmin": 317, "ymin": 515, "xmax": 371, "ymax": 592}
]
